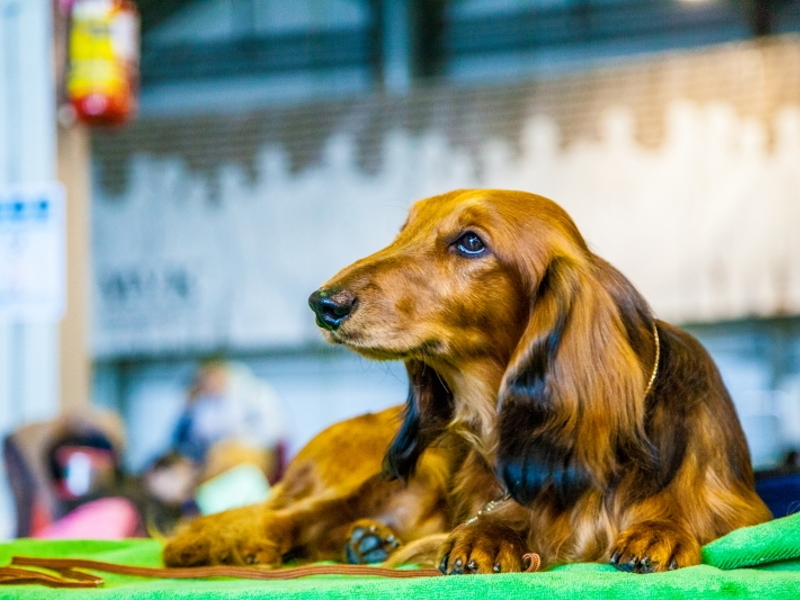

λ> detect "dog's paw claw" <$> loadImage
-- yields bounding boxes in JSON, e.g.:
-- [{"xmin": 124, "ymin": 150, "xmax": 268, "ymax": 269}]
[
  {"xmin": 437, "ymin": 521, "xmax": 526, "ymax": 575},
  {"xmin": 344, "ymin": 519, "xmax": 401, "ymax": 564},
  {"xmin": 611, "ymin": 521, "xmax": 700, "ymax": 573}
]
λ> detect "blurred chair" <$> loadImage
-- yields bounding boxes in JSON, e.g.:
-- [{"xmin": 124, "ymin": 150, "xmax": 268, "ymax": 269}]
[{"xmin": 3, "ymin": 410, "xmax": 139, "ymax": 538}]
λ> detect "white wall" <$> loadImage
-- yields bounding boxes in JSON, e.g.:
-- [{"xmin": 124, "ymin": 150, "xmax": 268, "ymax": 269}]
[
  {"xmin": 92, "ymin": 105, "xmax": 800, "ymax": 355},
  {"xmin": 0, "ymin": 0, "xmax": 60, "ymax": 538}
]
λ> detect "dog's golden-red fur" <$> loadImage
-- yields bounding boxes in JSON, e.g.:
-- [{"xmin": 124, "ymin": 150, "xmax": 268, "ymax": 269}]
[
  {"xmin": 162, "ymin": 405, "xmax": 457, "ymax": 567},
  {"xmin": 164, "ymin": 189, "xmax": 771, "ymax": 574}
]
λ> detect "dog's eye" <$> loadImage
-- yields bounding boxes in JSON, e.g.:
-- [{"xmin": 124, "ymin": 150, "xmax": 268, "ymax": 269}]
[{"xmin": 453, "ymin": 232, "xmax": 487, "ymax": 257}]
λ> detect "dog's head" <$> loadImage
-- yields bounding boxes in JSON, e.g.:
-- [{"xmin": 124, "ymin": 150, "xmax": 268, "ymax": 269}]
[{"xmin": 310, "ymin": 189, "xmax": 656, "ymax": 506}]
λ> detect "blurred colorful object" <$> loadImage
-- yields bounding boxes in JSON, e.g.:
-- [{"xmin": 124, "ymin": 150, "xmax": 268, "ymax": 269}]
[
  {"xmin": 31, "ymin": 497, "xmax": 140, "ymax": 540},
  {"xmin": 51, "ymin": 445, "xmax": 117, "ymax": 501},
  {"xmin": 67, "ymin": 0, "xmax": 139, "ymax": 126},
  {"xmin": 3, "ymin": 411, "xmax": 129, "ymax": 538},
  {"xmin": 194, "ymin": 464, "xmax": 270, "ymax": 516}
]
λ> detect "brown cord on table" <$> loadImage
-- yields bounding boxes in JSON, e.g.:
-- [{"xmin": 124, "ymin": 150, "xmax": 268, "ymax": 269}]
[
  {"xmin": 2, "ymin": 555, "xmax": 444, "ymax": 588},
  {"xmin": 2, "ymin": 552, "xmax": 540, "ymax": 588}
]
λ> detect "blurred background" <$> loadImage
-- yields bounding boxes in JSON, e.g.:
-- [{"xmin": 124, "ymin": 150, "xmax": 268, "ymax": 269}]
[{"xmin": 1, "ymin": 0, "xmax": 800, "ymax": 539}]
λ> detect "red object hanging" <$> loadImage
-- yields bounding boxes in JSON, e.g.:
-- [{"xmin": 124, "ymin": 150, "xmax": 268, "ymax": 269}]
[{"xmin": 67, "ymin": 0, "xmax": 140, "ymax": 126}]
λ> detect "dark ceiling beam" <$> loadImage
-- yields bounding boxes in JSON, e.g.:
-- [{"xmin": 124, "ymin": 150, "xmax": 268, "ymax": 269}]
[
  {"xmin": 134, "ymin": 0, "xmax": 196, "ymax": 32},
  {"xmin": 444, "ymin": 0, "xmax": 751, "ymax": 55},
  {"xmin": 141, "ymin": 28, "xmax": 372, "ymax": 84},
  {"xmin": 749, "ymin": 0, "xmax": 780, "ymax": 36},
  {"xmin": 367, "ymin": 0, "xmax": 448, "ymax": 89},
  {"xmin": 137, "ymin": 0, "xmax": 800, "ymax": 87},
  {"xmin": 411, "ymin": 0, "xmax": 447, "ymax": 79}
]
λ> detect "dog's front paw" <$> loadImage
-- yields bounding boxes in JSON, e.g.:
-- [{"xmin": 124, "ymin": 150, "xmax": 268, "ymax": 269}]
[
  {"xmin": 163, "ymin": 505, "xmax": 285, "ymax": 567},
  {"xmin": 344, "ymin": 519, "xmax": 401, "ymax": 564},
  {"xmin": 437, "ymin": 521, "xmax": 527, "ymax": 575},
  {"xmin": 611, "ymin": 520, "xmax": 701, "ymax": 573}
]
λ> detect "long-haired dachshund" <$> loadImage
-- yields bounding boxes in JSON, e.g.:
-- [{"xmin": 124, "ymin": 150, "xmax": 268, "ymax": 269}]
[{"xmin": 164, "ymin": 189, "xmax": 770, "ymax": 574}]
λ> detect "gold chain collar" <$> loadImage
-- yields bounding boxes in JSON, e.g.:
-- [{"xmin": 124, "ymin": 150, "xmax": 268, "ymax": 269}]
[{"xmin": 643, "ymin": 321, "xmax": 660, "ymax": 399}]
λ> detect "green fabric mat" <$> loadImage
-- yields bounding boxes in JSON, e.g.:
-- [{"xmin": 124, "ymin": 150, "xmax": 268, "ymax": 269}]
[{"xmin": 0, "ymin": 512, "xmax": 798, "ymax": 599}]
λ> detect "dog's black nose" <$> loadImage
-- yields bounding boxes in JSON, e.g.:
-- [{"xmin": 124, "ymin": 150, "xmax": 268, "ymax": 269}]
[{"xmin": 308, "ymin": 289, "xmax": 356, "ymax": 331}]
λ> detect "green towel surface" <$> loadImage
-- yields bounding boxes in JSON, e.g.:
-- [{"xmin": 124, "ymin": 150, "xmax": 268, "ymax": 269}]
[{"xmin": 0, "ymin": 512, "xmax": 798, "ymax": 599}]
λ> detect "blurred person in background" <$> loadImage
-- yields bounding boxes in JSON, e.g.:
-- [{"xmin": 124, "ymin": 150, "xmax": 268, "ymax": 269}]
[
  {"xmin": 142, "ymin": 361, "xmax": 290, "ymax": 525},
  {"xmin": 173, "ymin": 360, "xmax": 289, "ymax": 485}
]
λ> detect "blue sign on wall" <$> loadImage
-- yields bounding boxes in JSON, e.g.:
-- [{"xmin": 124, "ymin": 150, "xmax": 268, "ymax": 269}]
[{"xmin": 0, "ymin": 182, "xmax": 66, "ymax": 322}]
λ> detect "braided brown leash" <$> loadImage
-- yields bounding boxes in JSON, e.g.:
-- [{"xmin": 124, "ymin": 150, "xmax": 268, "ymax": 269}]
[
  {"xmin": 2, "ymin": 556, "xmax": 441, "ymax": 588},
  {"xmin": 0, "ymin": 552, "xmax": 539, "ymax": 588}
]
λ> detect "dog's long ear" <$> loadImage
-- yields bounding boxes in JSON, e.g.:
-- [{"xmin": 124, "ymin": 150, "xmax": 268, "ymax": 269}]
[
  {"xmin": 497, "ymin": 255, "xmax": 651, "ymax": 508},
  {"xmin": 383, "ymin": 360, "xmax": 453, "ymax": 480}
]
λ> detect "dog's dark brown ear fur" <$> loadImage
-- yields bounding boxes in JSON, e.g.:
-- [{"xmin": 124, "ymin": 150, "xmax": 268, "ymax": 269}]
[
  {"xmin": 383, "ymin": 360, "xmax": 453, "ymax": 480},
  {"xmin": 497, "ymin": 254, "xmax": 652, "ymax": 508}
]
